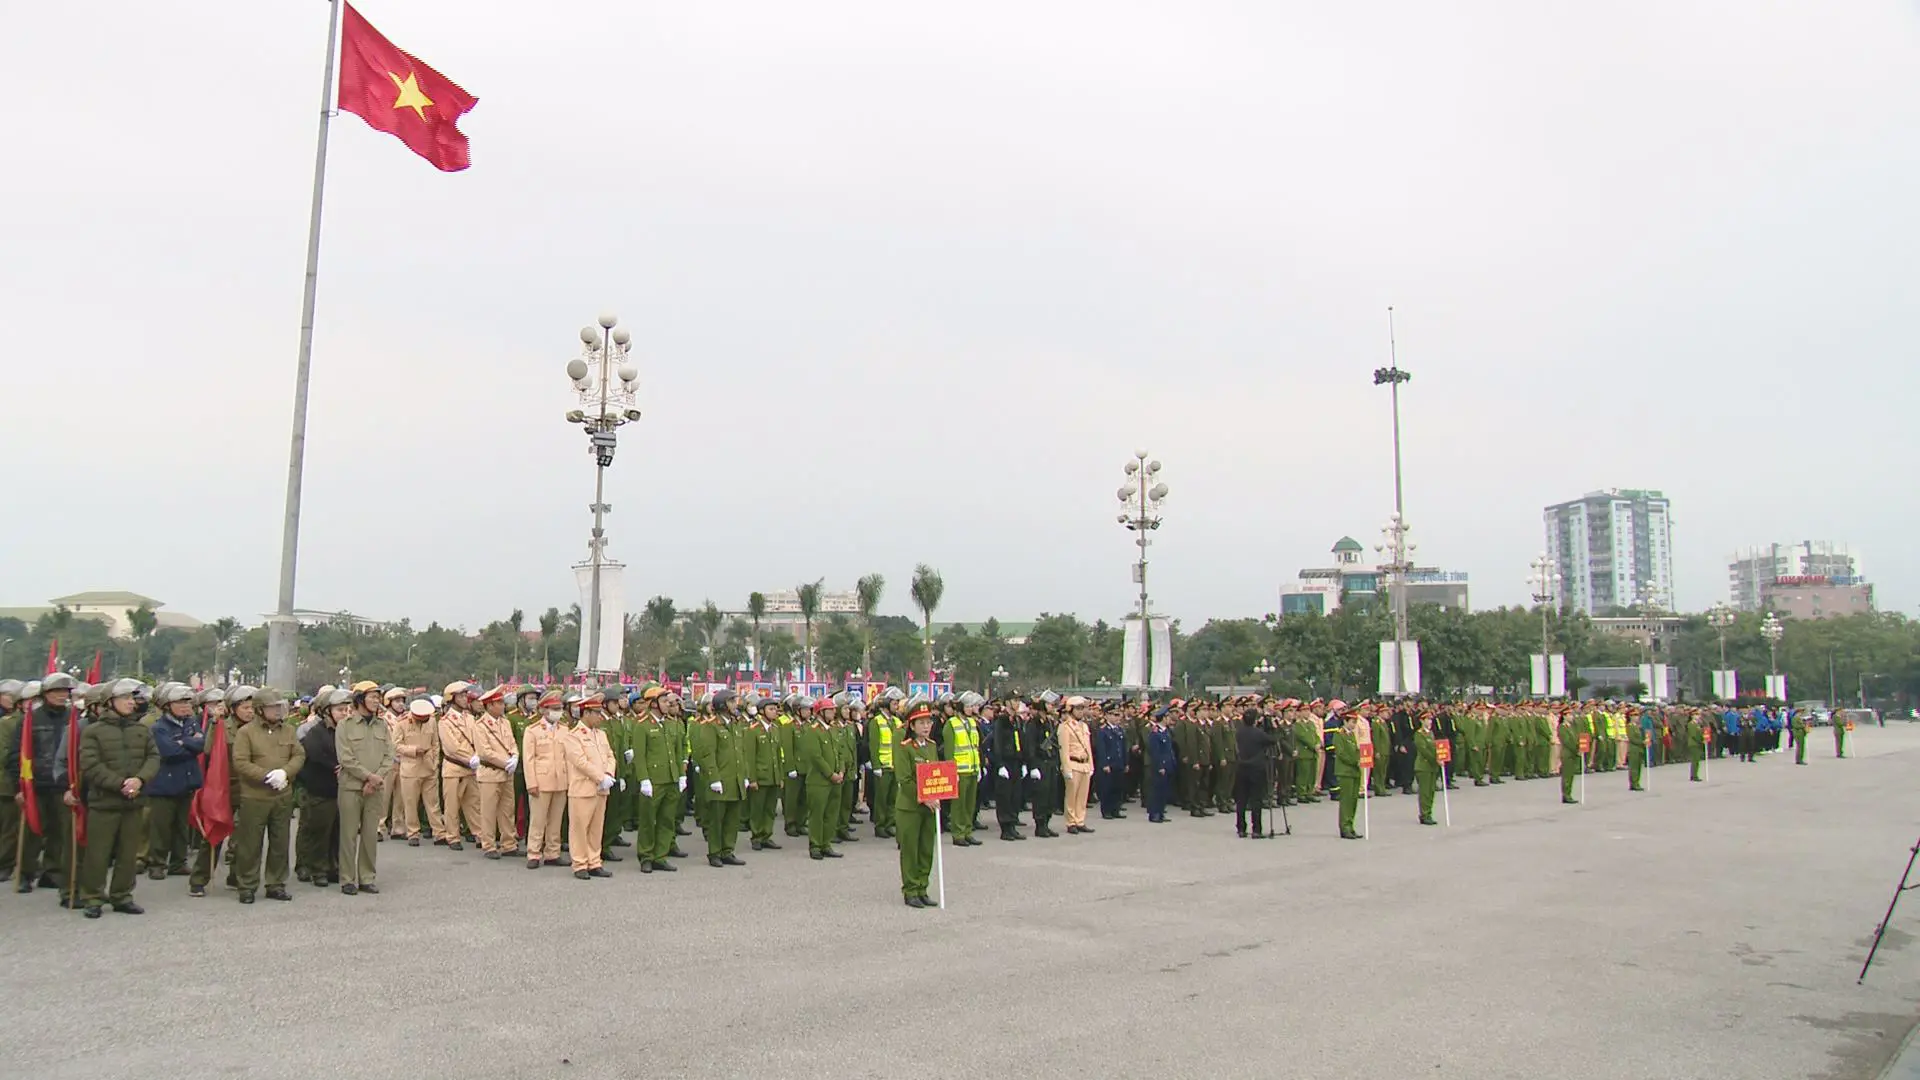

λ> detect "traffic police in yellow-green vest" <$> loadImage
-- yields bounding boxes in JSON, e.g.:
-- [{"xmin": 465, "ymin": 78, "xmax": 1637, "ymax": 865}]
[
  {"xmin": 867, "ymin": 694, "xmax": 899, "ymax": 839},
  {"xmin": 941, "ymin": 691, "xmax": 984, "ymax": 846}
]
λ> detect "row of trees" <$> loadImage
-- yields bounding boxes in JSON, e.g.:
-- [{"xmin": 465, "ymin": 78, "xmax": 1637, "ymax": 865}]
[{"xmin": 4, "ymin": 593, "xmax": 1916, "ymax": 709}]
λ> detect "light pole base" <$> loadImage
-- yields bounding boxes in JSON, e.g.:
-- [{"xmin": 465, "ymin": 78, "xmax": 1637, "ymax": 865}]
[{"xmin": 265, "ymin": 616, "xmax": 300, "ymax": 693}]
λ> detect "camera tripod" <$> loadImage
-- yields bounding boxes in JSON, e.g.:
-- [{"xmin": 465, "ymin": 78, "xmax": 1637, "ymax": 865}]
[
  {"xmin": 1259, "ymin": 760, "xmax": 1292, "ymax": 838},
  {"xmin": 1858, "ymin": 834, "xmax": 1920, "ymax": 984}
]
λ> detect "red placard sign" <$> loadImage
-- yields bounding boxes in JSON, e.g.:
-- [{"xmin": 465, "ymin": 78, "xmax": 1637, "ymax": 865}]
[
  {"xmin": 1578, "ymin": 734, "xmax": 1592, "ymax": 754},
  {"xmin": 1359, "ymin": 744, "xmax": 1375, "ymax": 770},
  {"xmin": 916, "ymin": 760, "xmax": 958, "ymax": 802},
  {"xmin": 1435, "ymin": 739, "xmax": 1452, "ymax": 765}
]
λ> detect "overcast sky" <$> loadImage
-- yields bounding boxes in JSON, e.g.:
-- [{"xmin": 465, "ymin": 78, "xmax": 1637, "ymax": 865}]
[{"xmin": 3, "ymin": 2, "xmax": 1915, "ymax": 631}]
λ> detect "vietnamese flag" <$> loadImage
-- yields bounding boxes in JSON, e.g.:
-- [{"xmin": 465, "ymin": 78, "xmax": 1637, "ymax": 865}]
[
  {"xmin": 44, "ymin": 640, "xmax": 57, "ymax": 676},
  {"xmin": 17, "ymin": 708, "xmax": 39, "ymax": 836},
  {"xmin": 66, "ymin": 706, "xmax": 85, "ymax": 847},
  {"xmin": 337, "ymin": 4, "xmax": 478, "ymax": 172},
  {"xmin": 84, "ymin": 651, "xmax": 100, "ymax": 684},
  {"xmin": 190, "ymin": 712, "xmax": 234, "ymax": 848}
]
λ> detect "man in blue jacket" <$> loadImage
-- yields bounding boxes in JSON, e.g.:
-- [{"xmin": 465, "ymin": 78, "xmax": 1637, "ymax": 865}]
[
  {"xmin": 1093, "ymin": 710, "xmax": 1129, "ymax": 820},
  {"xmin": 145, "ymin": 684, "xmax": 206, "ymax": 881},
  {"xmin": 1144, "ymin": 710, "xmax": 1178, "ymax": 823}
]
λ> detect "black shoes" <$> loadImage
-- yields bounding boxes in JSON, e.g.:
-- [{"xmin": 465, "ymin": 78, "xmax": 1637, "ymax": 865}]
[
  {"xmin": 589, "ymin": 867, "xmax": 613, "ymax": 878},
  {"xmin": 720, "ymin": 855, "xmax": 745, "ymax": 866},
  {"xmin": 708, "ymin": 856, "xmax": 725, "ymax": 868},
  {"xmin": 527, "ymin": 859, "xmax": 541, "ymax": 869},
  {"xmin": 239, "ymin": 891, "xmax": 256, "ymax": 904},
  {"xmin": 905, "ymin": 895, "xmax": 926, "ymax": 908},
  {"xmin": 408, "ymin": 837, "xmax": 421, "ymax": 847},
  {"xmin": 602, "ymin": 851, "xmax": 624, "ymax": 862},
  {"xmin": 760, "ymin": 839, "xmax": 782, "ymax": 850},
  {"xmin": 652, "ymin": 860, "xmax": 677, "ymax": 872},
  {"xmin": 342, "ymin": 884, "xmax": 358, "ymax": 896},
  {"xmin": 575, "ymin": 870, "xmax": 591, "ymax": 880},
  {"xmin": 823, "ymin": 848, "xmax": 843, "ymax": 858},
  {"xmin": 447, "ymin": 841, "xmax": 463, "ymax": 851},
  {"xmin": 84, "ymin": 906, "xmax": 102, "ymax": 919},
  {"xmin": 359, "ymin": 884, "xmax": 380, "ymax": 894},
  {"xmin": 265, "ymin": 887, "xmax": 292, "ymax": 901}
]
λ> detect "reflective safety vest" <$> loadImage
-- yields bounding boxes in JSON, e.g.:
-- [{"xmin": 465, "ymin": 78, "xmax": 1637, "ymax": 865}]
[
  {"xmin": 872, "ymin": 712, "xmax": 896, "ymax": 768},
  {"xmin": 948, "ymin": 716, "xmax": 979, "ymax": 774}
]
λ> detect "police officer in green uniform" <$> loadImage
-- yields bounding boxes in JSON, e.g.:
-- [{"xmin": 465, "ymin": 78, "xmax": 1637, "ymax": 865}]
[
  {"xmin": 1791, "ymin": 708, "xmax": 1810, "ymax": 765},
  {"xmin": 742, "ymin": 692, "xmax": 783, "ymax": 851},
  {"xmin": 1626, "ymin": 707, "xmax": 1648, "ymax": 791},
  {"xmin": 1687, "ymin": 712, "xmax": 1708, "ymax": 780},
  {"xmin": 1413, "ymin": 714, "xmax": 1439, "ymax": 826},
  {"xmin": 799, "ymin": 698, "xmax": 843, "ymax": 859},
  {"xmin": 1333, "ymin": 712, "xmax": 1362, "ymax": 839},
  {"xmin": 833, "ymin": 698, "xmax": 862, "ymax": 843},
  {"xmin": 76, "ymin": 679, "xmax": 160, "ymax": 918},
  {"xmin": 1292, "ymin": 709, "xmax": 1321, "ymax": 802},
  {"xmin": 230, "ymin": 688, "xmax": 304, "ymax": 904},
  {"xmin": 691, "ymin": 689, "xmax": 747, "ymax": 867},
  {"xmin": 778, "ymin": 692, "xmax": 807, "ymax": 837},
  {"xmin": 893, "ymin": 702, "xmax": 941, "ymax": 908},
  {"xmin": 1557, "ymin": 713, "xmax": 1582, "ymax": 804}
]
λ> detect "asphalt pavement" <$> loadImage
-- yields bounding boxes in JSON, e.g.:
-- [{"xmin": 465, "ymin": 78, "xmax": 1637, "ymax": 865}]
[{"xmin": 4, "ymin": 724, "xmax": 1920, "ymax": 1080}]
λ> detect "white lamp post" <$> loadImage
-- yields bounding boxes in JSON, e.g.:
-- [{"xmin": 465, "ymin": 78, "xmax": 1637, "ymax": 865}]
[{"xmin": 564, "ymin": 313, "xmax": 641, "ymax": 678}]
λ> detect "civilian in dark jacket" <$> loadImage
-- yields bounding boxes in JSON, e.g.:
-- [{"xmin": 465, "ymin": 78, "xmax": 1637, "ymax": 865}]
[
  {"xmin": 296, "ymin": 703, "xmax": 342, "ymax": 886},
  {"xmin": 989, "ymin": 702, "xmax": 1031, "ymax": 841},
  {"xmin": 4, "ymin": 674, "xmax": 80, "ymax": 892},
  {"xmin": 1232, "ymin": 710, "xmax": 1278, "ymax": 837},
  {"xmin": 146, "ymin": 685, "xmax": 207, "ymax": 880}
]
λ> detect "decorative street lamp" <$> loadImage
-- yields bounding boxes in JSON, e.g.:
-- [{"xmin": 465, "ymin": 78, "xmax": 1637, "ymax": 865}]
[
  {"xmin": 1530, "ymin": 552, "xmax": 1561, "ymax": 665},
  {"xmin": 1375, "ymin": 513, "xmax": 1415, "ymax": 696},
  {"xmin": 1761, "ymin": 611, "xmax": 1783, "ymax": 676},
  {"xmin": 1707, "ymin": 604, "xmax": 1735, "ymax": 671},
  {"xmin": 1115, "ymin": 450, "xmax": 1169, "ymax": 689},
  {"xmin": 564, "ymin": 312, "xmax": 641, "ymax": 678},
  {"xmin": 1252, "ymin": 658, "xmax": 1275, "ymax": 685}
]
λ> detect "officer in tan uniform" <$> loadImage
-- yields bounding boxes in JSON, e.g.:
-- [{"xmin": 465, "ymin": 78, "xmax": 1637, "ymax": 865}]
[
  {"xmin": 378, "ymin": 686, "xmax": 407, "ymax": 838},
  {"xmin": 563, "ymin": 691, "xmax": 616, "ymax": 879},
  {"xmin": 394, "ymin": 696, "xmax": 444, "ymax": 846},
  {"xmin": 336, "ymin": 682, "xmax": 396, "ymax": 894},
  {"xmin": 471, "ymin": 686, "xmax": 521, "ymax": 859},
  {"xmin": 437, "ymin": 681, "xmax": 481, "ymax": 850},
  {"xmin": 520, "ymin": 688, "xmax": 570, "ymax": 869}
]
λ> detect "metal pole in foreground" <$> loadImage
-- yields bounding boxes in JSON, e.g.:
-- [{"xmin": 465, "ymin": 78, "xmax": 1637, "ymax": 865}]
[{"xmin": 266, "ymin": 0, "xmax": 345, "ymax": 693}]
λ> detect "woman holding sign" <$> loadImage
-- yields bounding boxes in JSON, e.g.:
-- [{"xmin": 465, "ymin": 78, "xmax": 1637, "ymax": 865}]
[{"xmin": 894, "ymin": 703, "xmax": 942, "ymax": 908}]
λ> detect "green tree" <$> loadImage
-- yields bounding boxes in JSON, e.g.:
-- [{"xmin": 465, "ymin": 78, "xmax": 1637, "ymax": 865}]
[
  {"xmin": 1022, "ymin": 613, "xmax": 1090, "ymax": 684},
  {"xmin": 796, "ymin": 580, "xmax": 823, "ymax": 680},
  {"xmin": 818, "ymin": 615, "xmax": 865, "ymax": 679},
  {"xmin": 855, "ymin": 572, "xmax": 886, "ymax": 677},
  {"xmin": 507, "ymin": 608, "xmax": 524, "ymax": 679},
  {"xmin": 638, "ymin": 596, "xmax": 678, "ymax": 680},
  {"xmin": 910, "ymin": 564, "xmax": 944, "ymax": 677},
  {"xmin": 747, "ymin": 591, "xmax": 768, "ymax": 678},
  {"xmin": 758, "ymin": 629, "xmax": 800, "ymax": 682},
  {"xmin": 538, "ymin": 607, "xmax": 561, "ymax": 681},
  {"xmin": 693, "ymin": 600, "xmax": 724, "ymax": 676}
]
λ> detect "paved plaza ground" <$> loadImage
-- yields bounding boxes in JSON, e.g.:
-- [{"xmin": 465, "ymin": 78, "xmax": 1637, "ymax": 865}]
[{"xmin": 5, "ymin": 724, "xmax": 1920, "ymax": 1080}]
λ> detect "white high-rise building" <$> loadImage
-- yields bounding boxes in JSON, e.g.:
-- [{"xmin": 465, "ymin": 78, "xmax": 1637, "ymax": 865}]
[
  {"xmin": 1727, "ymin": 542, "xmax": 1860, "ymax": 612},
  {"xmin": 1544, "ymin": 489, "xmax": 1674, "ymax": 614}
]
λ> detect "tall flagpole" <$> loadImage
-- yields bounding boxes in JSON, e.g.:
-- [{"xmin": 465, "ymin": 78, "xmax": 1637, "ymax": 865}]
[{"xmin": 267, "ymin": 0, "xmax": 345, "ymax": 692}]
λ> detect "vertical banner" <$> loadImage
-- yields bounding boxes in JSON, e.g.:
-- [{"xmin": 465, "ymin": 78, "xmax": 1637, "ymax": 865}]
[
  {"xmin": 1530, "ymin": 654, "xmax": 1547, "ymax": 696},
  {"xmin": 1121, "ymin": 616, "xmax": 1174, "ymax": 690},
  {"xmin": 1149, "ymin": 616, "xmax": 1172, "ymax": 690},
  {"xmin": 1711, "ymin": 670, "xmax": 1739, "ymax": 700},
  {"xmin": 573, "ymin": 560, "xmax": 626, "ymax": 675},
  {"xmin": 1765, "ymin": 674, "xmax": 1788, "ymax": 701},
  {"xmin": 1549, "ymin": 654, "xmax": 1566, "ymax": 697},
  {"xmin": 1638, "ymin": 663, "xmax": 1671, "ymax": 703},
  {"xmin": 1378, "ymin": 641, "xmax": 1423, "ymax": 696}
]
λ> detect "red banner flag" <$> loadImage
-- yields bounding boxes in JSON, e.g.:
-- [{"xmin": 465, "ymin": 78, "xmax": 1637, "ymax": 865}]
[
  {"xmin": 84, "ymin": 651, "xmax": 100, "ymax": 684},
  {"xmin": 66, "ymin": 706, "xmax": 85, "ymax": 847},
  {"xmin": 17, "ymin": 705, "xmax": 39, "ymax": 836},
  {"xmin": 190, "ymin": 713, "xmax": 234, "ymax": 848},
  {"xmin": 337, "ymin": 4, "xmax": 479, "ymax": 172},
  {"xmin": 44, "ymin": 639, "xmax": 57, "ymax": 675}
]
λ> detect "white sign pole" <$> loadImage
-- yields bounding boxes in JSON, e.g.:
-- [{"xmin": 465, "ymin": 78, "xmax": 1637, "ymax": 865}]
[
  {"xmin": 1440, "ymin": 760, "xmax": 1452, "ymax": 827},
  {"xmin": 1362, "ymin": 766, "xmax": 1371, "ymax": 840},
  {"xmin": 934, "ymin": 802, "xmax": 947, "ymax": 910}
]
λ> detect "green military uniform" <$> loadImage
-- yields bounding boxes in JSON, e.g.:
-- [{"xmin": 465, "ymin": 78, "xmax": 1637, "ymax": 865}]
[
  {"xmin": 893, "ymin": 732, "xmax": 941, "ymax": 903},
  {"xmin": 603, "ymin": 710, "xmax": 634, "ymax": 852},
  {"xmin": 867, "ymin": 706, "xmax": 897, "ymax": 837},
  {"xmin": 1626, "ymin": 717, "xmax": 1647, "ymax": 791},
  {"xmin": 690, "ymin": 716, "xmax": 746, "ymax": 862},
  {"xmin": 1368, "ymin": 716, "xmax": 1392, "ymax": 797},
  {"xmin": 1175, "ymin": 715, "xmax": 1205, "ymax": 815},
  {"xmin": 77, "ymin": 703, "xmax": 160, "ymax": 911},
  {"xmin": 799, "ymin": 715, "xmax": 841, "ymax": 857},
  {"xmin": 833, "ymin": 717, "xmax": 859, "ymax": 840},
  {"xmin": 1413, "ymin": 726, "xmax": 1439, "ymax": 825},
  {"xmin": 941, "ymin": 712, "xmax": 981, "ymax": 843},
  {"xmin": 1792, "ymin": 711, "xmax": 1810, "ymax": 765},
  {"xmin": 1292, "ymin": 717, "xmax": 1320, "ymax": 802},
  {"xmin": 742, "ymin": 714, "xmax": 783, "ymax": 847},
  {"xmin": 631, "ymin": 708, "xmax": 681, "ymax": 868},
  {"xmin": 230, "ymin": 701, "xmax": 305, "ymax": 900},
  {"xmin": 1557, "ymin": 718, "xmax": 1582, "ymax": 803},
  {"xmin": 1457, "ymin": 711, "xmax": 1485, "ymax": 786},
  {"xmin": 1687, "ymin": 716, "xmax": 1707, "ymax": 780},
  {"xmin": 1834, "ymin": 716, "xmax": 1848, "ymax": 759},
  {"xmin": 777, "ymin": 709, "xmax": 805, "ymax": 837},
  {"xmin": 1536, "ymin": 712, "xmax": 1558, "ymax": 778},
  {"xmin": 1333, "ymin": 725, "xmax": 1362, "ymax": 838},
  {"xmin": 1507, "ymin": 712, "xmax": 1530, "ymax": 780},
  {"xmin": 1211, "ymin": 717, "xmax": 1236, "ymax": 812},
  {"xmin": 506, "ymin": 705, "xmax": 533, "ymax": 839}
]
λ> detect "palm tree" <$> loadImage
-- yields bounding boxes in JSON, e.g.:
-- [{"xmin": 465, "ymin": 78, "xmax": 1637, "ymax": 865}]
[
  {"xmin": 538, "ymin": 607, "xmax": 561, "ymax": 682},
  {"xmin": 643, "ymin": 596, "xmax": 678, "ymax": 680},
  {"xmin": 747, "ymin": 592, "xmax": 767, "ymax": 678},
  {"xmin": 128, "ymin": 604, "xmax": 158, "ymax": 677},
  {"xmin": 796, "ymin": 580, "xmax": 823, "ymax": 681},
  {"xmin": 694, "ymin": 600, "xmax": 723, "ymax": 676},
  {"xmin": 910, "ymin": 564, "xmax": 944, "ymax": 678},
  {"xmin": 508, "ymin": 608, "xmax": 524, "ymax": 680},
  {"xmin": 855, "ymin": 573, "xmax": 885, "ymax": 678},
  {"xmin": 210, "ymin": 616, "xmax": 240, "ymax": 683}
]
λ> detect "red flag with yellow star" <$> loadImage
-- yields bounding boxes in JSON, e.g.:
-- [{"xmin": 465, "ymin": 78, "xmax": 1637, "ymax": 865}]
[{"xmin": 337, "ymin": 4, "xmax": 478, "ymax": 172}]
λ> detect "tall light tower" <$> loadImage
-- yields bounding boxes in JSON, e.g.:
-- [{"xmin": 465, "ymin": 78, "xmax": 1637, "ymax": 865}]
[
  {"xmin": 1375, "ymin": 514, "xmax": 1415, "ymax": 696},
  {"xmin": 1115, "ymin": 450, "xmax": 1168, "ymax": 689},
  {"xmin": 1529, "ymin": 553, "xmax": 1561, "ymax": 697},
  {"xmin": 1761, "ymin": 611, "xmax": 1783, "ymax": 678},
  {"xmin": 563, "ymin": 313, "xmax": 641, "ymax": 678},
  {"xmin": 1373, "ymin": 307, "xmax": 1413, "ymax": 696}
]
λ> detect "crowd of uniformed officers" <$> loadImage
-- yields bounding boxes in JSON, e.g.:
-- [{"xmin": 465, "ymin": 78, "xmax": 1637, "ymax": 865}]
[{"xmin": 2, "ymin": 672, "xmax": 1843, "ymax": 916}]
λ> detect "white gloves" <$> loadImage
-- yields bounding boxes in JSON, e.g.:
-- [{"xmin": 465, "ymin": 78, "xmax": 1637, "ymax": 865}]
[
  {"xmin": 624, "ymin": 749, "xmax": 634, "ymax": 763},
  {"xmin": 264, "ymin": 769, "xmax": 287, "ymax": 791},
  {"xmin": 787, "ymin": 770, "xmax": 798, "ymax": 779},
  {"xmin": 505, "ymin": 756, "xmax": 519, "ymax": 774},
  {"xmin": 709, "ymin": 780, "xmax": 723, "ymax": 793},
  {"xmin": 640, "ymin": 780, "xmax": 654, "ymax": 797},
  {"xmin": 998, "ymin": 767, "xmax": 1010, "ymax": 779},
  {"xmin": 617, "ymin": 779, "xmax": 626, "ymax": 792},
  {"xmin": 598, "ymin": 775, "xmax": 615, "ymax": 793},
  {"xmin": 873, "ymin": 767, "xmax": 884, "ymax": 777},
  {"xmin": 468, "ymin": 755, "xmax": 480, "ymax": 772},
  {"xmin": 677, "ymin": 776, "xmax": 688, "ymax": 792}
]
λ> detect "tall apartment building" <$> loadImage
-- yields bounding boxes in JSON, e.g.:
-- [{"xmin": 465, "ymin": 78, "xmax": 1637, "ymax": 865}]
[
  {"xmin": 1543, "ymin": 489, "xmax": 1674, "ymax": 614},
  {"xmin": 1727, "ymin": 542, "xmax": 1860, "ymax": 611}
]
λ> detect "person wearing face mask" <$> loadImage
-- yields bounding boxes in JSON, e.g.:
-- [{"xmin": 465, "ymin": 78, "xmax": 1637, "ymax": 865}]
[
  {"xmin": 394, "ymin": 696, "xmax": 444, "ymax": 847},
  {"xmin": 520, "ymin": 688, "xmax": 570, "ymax": 869},
  {"xmin": 563, "ymin": 691, "xmax": 617, "ymax": 879},
  {"xmin": 145, "ymin": 685, "xmax": 205, "ymax": 881},
  {"xmin": 6, "ymin": 673, "xmax": 80, "ymax": 894},
  {"xmin": 231, "ymin": 688, "xmax": 305, "ymax": 904},
  {"xmin": 75, "ymin": 679, "xmax": 160, "ymax": 918}
]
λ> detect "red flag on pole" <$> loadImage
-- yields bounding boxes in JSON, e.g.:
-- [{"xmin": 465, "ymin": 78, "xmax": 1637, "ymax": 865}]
[
  {"xmin": 190, "ymin": 713, "xmax": 234, "ymax": 848},
  {"xmin": 44, "ymin": 640, "xmax": 57, "ymax": 675},
  {"xmin": 66, "ymin": 706, "xmax": 85, "ymax": 847},
  {"xmin": 17, "ymin": 707, "xmax": 39, "ymax": 836},
  {"xmin": 85, "ymin": 651, "xmax": 101, "ymax": 684},
  {"xmin": 337, "ymin": 4, "xmax": 480, "ymax": 172}
]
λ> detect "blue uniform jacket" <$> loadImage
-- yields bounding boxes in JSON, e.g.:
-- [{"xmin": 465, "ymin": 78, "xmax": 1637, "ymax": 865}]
[
  {"xmin": 148, "ymin": 713, "xmax": 206, "ymax": 797},
  {"xmin": 1145, "ymin": 727, "xmax": 1177, "ymax": 773},
  {"xmin": 1094, "ymin": 724, "xmax": 1127, "ymax": 772}
]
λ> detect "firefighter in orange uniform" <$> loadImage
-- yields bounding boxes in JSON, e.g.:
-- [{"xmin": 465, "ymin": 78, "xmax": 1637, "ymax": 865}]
[{"xmin": 563, "ymin": 691, "xmax": 617, "ymax": 879}]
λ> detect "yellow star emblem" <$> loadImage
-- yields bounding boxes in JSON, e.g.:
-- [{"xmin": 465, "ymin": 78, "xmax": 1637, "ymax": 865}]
[{"xmin": 387, "ymin": 71, "xmax": 435, "ymax": 121}]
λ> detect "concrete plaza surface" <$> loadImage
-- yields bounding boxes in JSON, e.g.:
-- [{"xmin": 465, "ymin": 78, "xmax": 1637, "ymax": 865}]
[{"xmin": 5, "ymin": 727, "xmax": 1920, "ymax": 1080}]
